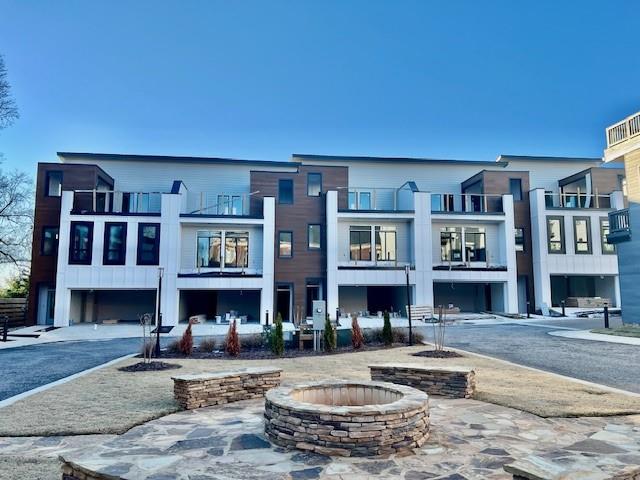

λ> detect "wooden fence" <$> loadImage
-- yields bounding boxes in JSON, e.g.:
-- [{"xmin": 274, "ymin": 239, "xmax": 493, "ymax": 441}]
[{"xmin": 0, "ymin": 298, "xmax": 27, "ymax": 329}]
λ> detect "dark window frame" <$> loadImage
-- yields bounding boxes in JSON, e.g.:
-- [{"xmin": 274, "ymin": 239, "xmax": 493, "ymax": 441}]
[
  {"xmin": 278, "ymin": 231, "xmax": 293, "ymax": 258},
  {"xmin": 573, "ymin": 216, "xmax": 592, "ymax": 255},
  {"xmin": 137, "ymin": 223, "xmax": 161, "ymax": 266},
  {"xmin": 41, "ymin": 226, "xmax": 59, "ymax": 256},
  {"xmin": 278, "ymin": 179, "xmax": 294, "ymax": 204},
  {"xmin": 509, "ymin": 178, "xmax": 523, "ymax": 201},
  {"xmin": 307, "ymin": 172, "xmax": 323, "ymax": 197},
  {"xmin": 103, "ymin": 222, "xmax": 127, "ymax": 265},
  {"xmin": 600, "ymin": 217, "xmax": 616, "ymax": 255},
  {"xmin": 69, "ymin": 221, "xmax": 94, "ymax": 265},
  {"xmin": 196, "ymin": 230, "xmax": 222, "ymax": 268},
  {"xmin": 440, "ymin": 229, "xmax": 462, "ymax": 262},
  {"xmin": 307, "ymin": 224, "xmax": 321, "ymax": 250},
  {"xmin": 374, "ymin": 226, "xmax": 397, "ymax": 261},
  {"xmin": 464, "ymin": 231, "xmax": 487, "ymax": 262},
  {"xmin": 45, "ymin": 171, "xmax": 63, "ymax": 198},
  {"xmin": 349, "ymin": 226, "xmax": 372, "ymax": 261},
  {"xmin": 224, "ymin": 231, "xmax": 249, "ymax": 268},
  {"xmin": 546, "ymin": 216, "xmax": 565, "ymax": 254},
  {"xmin": 514, "ymin": 227, "xmax": 525, "ymax": 252}
]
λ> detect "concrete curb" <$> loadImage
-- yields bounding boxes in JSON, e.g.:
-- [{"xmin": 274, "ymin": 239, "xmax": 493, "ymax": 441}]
[{"xmin": 549, "ymin": 329, "xmax": 640, "ymax": 346}]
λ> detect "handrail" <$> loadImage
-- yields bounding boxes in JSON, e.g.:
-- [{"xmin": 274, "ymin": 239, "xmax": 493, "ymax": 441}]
[
  {"xmin": 343, "ymin": 187, "xmax": 408, "ymax": 211},
  {"xmin": 544, "ymin": 191, "xmax": 611, "ymax": 209},
  {"xmin": 606, "ymin": 111, "xmax": 640, "ymax": 147},
  {"xmin": 431, "ymin": 193, "xmax": 504, "ymax": 213},
  {"xmin": 609, "ymin": 208, "xmax": 630, "ymax": 233},
  {"xmin": 185, "ymin": 191, "xmax": 255, "ymax": 216},
  {"xmin": 72, "ymin": 190, "xmax": 162, "ymax": 214}
]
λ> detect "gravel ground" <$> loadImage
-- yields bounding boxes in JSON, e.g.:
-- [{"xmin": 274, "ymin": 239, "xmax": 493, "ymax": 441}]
[{"xmin": 0, "ymin": 455, "xmax": 60, "ymax": 480}]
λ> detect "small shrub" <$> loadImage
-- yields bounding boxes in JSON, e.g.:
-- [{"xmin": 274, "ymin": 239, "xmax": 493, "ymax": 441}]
[
  {"xmin": 198, "ymin": 337, "xmax": 216, "ymax": 353},
  {"xmin": 243, "ymin": 333, "xmax": 264, "ymax": 350},
  {"xmin": 323, "ymin": 314, "xmax": 336, "ymax": 352},
  {"xmin": 225, "ymin": 320, "xmax": 241, "ymax": 356},
  {"xmin": 392, "ymin": 327, "xmax": 407, "ymax": 344},
  {"xmin": 382, "ymin": 311, "xmax": 393, "ymax": 346},
  {"xmin": 178, "ymin": 322, "xmax": 194, "ymax": 356},
  {"xmin": 166, "ymin": 338, "xmax": 181, "ymax": 354},
  {"xmin": 351, "ymin": 315, "xmax": 364, "ymax": 350},
  {"xmin": 271, "ymin": 313, "xmax": 285, "ymax": 356},
  {"xmin": 140, "ymin": 339, "xmax": 155, "ymax": 358},
  {"xmin": 363, "ymin": 328, "xmax": 383, "ymax": 345}
]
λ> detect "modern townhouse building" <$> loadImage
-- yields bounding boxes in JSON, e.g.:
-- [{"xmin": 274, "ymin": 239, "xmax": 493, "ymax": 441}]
[
  {"xmin": 27, "ymin": 151, "xmax": 624, "ymax": 328},
  {"xmin": 603, "ymin": 110, "xmax": 640, "ymax": 324}
]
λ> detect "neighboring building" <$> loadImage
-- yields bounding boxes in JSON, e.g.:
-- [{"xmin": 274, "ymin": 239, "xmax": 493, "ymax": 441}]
[
  {"xmin": 27, "ymin": 151, "xmax": 624, "ymax": 327},
  {"xmin": 604, "ymin": 110, "xmax": 640, "ymax": 324}
]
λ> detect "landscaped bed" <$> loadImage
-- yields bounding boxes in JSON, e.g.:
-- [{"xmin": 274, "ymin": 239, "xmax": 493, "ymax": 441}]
[{"xmin": 591, "ymin": 325, "xmax": 640, "ymax": 338}]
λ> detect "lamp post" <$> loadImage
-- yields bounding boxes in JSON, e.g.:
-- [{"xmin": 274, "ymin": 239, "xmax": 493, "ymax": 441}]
[
  {"xmin": 405, "ymin": 264, "xmax": 413, "ymax": 346},
  {"xmin": 155, "ymin": 267, "xmax": 165, "ymax": 358},
  {"xmin": 604, "ymin": 301, "xmax": 610, "ymax": 329}
]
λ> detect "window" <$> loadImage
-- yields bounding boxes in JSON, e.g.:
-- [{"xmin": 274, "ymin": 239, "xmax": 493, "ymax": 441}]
[
  {"xmin": 307, "ymin": 173, "xmax": 322, "ymax": 196},
  {"xmin": 69, "ymin": 222, "xmax": 93, "ymax": 264},
  {"xmin": 509, "ymin": 178, "xmax": 523, "ymax": 201},
  {"xmin": 103, "ymin": 223, "xmax": 127, "ymax": 265},
  {"xmin": 375, "ymin": 226, "xmax": 397, "ymax": 261},
  {"xmin": 465, "ymin": 229, "xmax": 486, "ymax": 262},
  {"xmin": 573, "ymin": 217, "xmax": 591, "ymax": 254},
  {"xmin": 349, "ymin": 226, "xmax": 372, "ymax": 261},
  {"xmin": 216, "ymin": 195, "xmax": 242, "ymax": 215},
  {"xmin": 440, "ymin": 227, "xmax": 462, "ymax": 262},
  {"xmin": 197, "ymin": 231, "xmax": 221, "ymax": 267},
  {"xmin": 225, "ymin": 231, "xmax": 249, "ymax": 267},
  {"xmin": 431, "ymin": 194, "xmax": 455, "ymax": 212},
  {"xmin": 279, "ymin": 231, "xmax": 293, "ymax": 258},
  {"xmin": 45, "ymin": 171, "xmax": 63, "ymax": 197},
  {"xmin": 308, "ymin": 224, "xmax": 321, "ymax": 249},
  {"xmin": 547, "ymin": 216, "xmax": 565, "ymax": 253},
  {"xmin": 514, "ymin": 228, "xmax": 525, "ymax": 252},
  {"xmin": 348, "ymin": 191, "xmax": 372, "ymax": 210},
  {"xmin": 600, "ymin": 218, "xmax": 615, "ymax": 254},
  {"xmin": 137, "ymin": 223, "xmax": 160, "ymax": 265},
  {"xmin": 41, "ymin": 227, "xmax": 59, "ymax": 256},
  {"xmin": 278, "ymin": 179, "xmax": 293, "ymax": 204},
  {"xmin": 545, "ymin": 191, "xmax": 555, "ymax": 208}
]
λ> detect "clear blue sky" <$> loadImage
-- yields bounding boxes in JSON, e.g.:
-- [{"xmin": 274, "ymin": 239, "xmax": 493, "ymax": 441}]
[{"xmin": 1, "ymin": 0, "xmax": 639, "ymax": 176}]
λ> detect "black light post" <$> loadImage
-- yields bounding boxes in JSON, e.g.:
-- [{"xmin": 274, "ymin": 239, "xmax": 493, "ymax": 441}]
[
  {"xmin": 526, "ymin": 301, "xmax": 531, "ymax": 319},
  {"xmin": 405, "ymin": 264, "xmax": 413, "ymax": 346},
  {"xmin": 604, "ymin": 301, "xmax": 610, "ymax": 329},
  {"xmin": 155, "ymin": 267, "xmax": 164, "ymax": 358},
  {"xmin": 265, "ymin": 310, "xmax": 269, "ymax": 327},
  {"xmin": 561, "ymin": 300, "xmax": 566, "ymax": 317}
]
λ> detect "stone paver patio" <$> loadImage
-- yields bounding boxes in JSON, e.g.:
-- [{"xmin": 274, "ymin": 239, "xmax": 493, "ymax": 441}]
[{"xmin": 2, "ymin": 397, "xmax": 640, "ymax": 479}]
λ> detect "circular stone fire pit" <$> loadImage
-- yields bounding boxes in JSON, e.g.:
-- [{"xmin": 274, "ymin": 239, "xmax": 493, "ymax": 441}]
[{"xmin": 264, "ymin": 381, "xmax": 429, "ymax": 457}]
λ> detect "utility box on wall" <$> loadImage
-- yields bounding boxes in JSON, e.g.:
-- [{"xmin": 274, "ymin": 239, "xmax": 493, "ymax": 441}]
[{"xmin": 312, "ymin": 300, "xmax": 326, "ymax": 330}]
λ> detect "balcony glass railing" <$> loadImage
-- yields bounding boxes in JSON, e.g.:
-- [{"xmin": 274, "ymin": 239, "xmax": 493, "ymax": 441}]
[
  {"xmin": 345, "ymin": 187, "xmax": 412, "ymax": 211},
  {"xmin": 431, "ymin": 193, "xmax": 503, "ymax": 213},
  {"xmin": 185, "ymin": 192, "xmax": 251, "ymax": 216},
  {"xmin": 545, "ymin": 192, "xmax": 611, "ymax": 209},
  {"xmin": 72, "ymin": 190, "xmax": 162, "ymax": 214}
]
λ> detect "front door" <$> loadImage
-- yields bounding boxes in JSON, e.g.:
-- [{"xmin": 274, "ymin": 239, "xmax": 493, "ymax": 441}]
[{"xmin": 37, "ymin": 286, "xmax": 55, "ymax": 325}]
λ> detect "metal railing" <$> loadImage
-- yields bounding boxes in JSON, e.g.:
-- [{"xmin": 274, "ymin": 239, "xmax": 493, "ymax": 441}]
[
  {"xmin": 431, "ymin": 193, "xmax": 503, "ymax": 213},
  {"xmin": 609, "ymin": 208, "xmax": 630, "ymax": 234},
  {"xmin": 606, "ymin": 111, "xmax": 640, "ymax": 147},
  {"xmin": 544, "ymin": 192, "xmax": 611, "ymax": 209},
  {"xmin": 72, "ymin": 190, "xmax": 162, "ymax": 214},
  {"xmin": 185, "ymin": 192, "xmax": 252, "ymax": 216},
  {"xmin": 345, "ymin": 187, "xmax": 407, "ymax": 211}
]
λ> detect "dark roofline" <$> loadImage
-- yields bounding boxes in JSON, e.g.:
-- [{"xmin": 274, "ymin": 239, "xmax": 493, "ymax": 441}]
[
  {"xmin": 293, "ymin": 153, "xmax": 508, "ymax": 167},
  {"xmin": 497, "ymin": 154, "xmax": 603, "ymax": 163},
  {"xmin": 57, "ymin": 152, "xmax": 299, "ymax": 168}
]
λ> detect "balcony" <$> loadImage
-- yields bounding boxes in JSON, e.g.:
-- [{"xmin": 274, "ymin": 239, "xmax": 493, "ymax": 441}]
[
  {"xmin": 607, "ymin": 209, "xmax": 631, "ymax": 244},
  {"xmin": 606, "ymin": 111, "xmax": 640, "ymax": 147},
  {"xmin": 344, "ymin": 183, "xmax": 416, "ymax": 212},
  {"xmin": 72, "ymin": 190, "xmax": 162, "ymax": 215},
  {"xmin": 544, "ymin": 192, "xmax": 611, "ymax": 210},
  {"xmin": 184, "ymin": 192, "xmax": 252, "ymax": 216},
  {"xmin": 431, "ymin": 193, "xmax": 503, "ymax": 214}
]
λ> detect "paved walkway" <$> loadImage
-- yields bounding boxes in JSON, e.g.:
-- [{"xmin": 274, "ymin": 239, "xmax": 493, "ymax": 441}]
[
  {"xmin": 2, "ymin": 397, "xmax": 639, "ymax": 479},
  {"xmin": 549, "ymin": 329, "xmax": 640, "ymax": 346}
]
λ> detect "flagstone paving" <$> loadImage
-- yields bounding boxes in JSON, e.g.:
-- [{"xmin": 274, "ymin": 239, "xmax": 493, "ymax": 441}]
[{"xmin": 2, "ymin": 397, "xmax": 640, "ymax": 479}]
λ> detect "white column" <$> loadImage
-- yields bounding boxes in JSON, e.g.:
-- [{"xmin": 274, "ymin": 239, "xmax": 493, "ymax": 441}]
[
  {"xmin": 501, "ymin": 194, "xmax": 519, "ymax": 313},
  {"xmin": 159, "ymin": 192, "xmax": 182, "ymax": 326},
  {"xmin": 614, "ymin": 274, "xmax": 621, "ymax": 308},
  {"xmin": 530, "ymin": 188, "xmax": 551, "ymax": 311},
  {"xmin": 610, "ymin": 190, "xmax": 625, "ymax": 211},
  {"xmin": 326, "ymin": 190, "xmax": 339, "ymax": 320},
  {"xmin": 53, "ymin": 191, "xmax": 74, "ymax": 326},
  {"xmin": 412, "ymin": 191, "xmax": 433, "ymax": 307},
  {"xmin": 260, "ymin": 197, "xmax": 275, "ymax": 324}
]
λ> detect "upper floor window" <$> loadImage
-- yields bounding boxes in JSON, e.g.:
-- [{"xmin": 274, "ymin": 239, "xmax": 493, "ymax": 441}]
[
  {"xmin": 547, "ymin": 216, "xmax": 565, "ymax": 254},
  {"xmin": 103, "ymin": 223, "xmax": 127, "ymax": 265},
  {"xmin": 279, "ymin": 231, "xmax": 293, "ymax": 258},
  {"xmin": 514, "ymin": 228, "xmax": 525, "ymax": 252},
  {"xmin": 69, "ymin": 221, "xmax": 93, "ymax": 265},
  {"xmin": 279, "ymin": 179, "xmax": 293, "ymax": 204},
  {"xmin": 440, "ymin": 227, "xmax": 462, "ymax": 262},
  {"xmin": 573, "ymin": 217, "xmax": 592, "ymax": 254},
  {"xmin": 349, "ymin": 226, "xmax": 371, "ymax": 261},
  {"xmin": 137, "ymin": 223, "xmax": 160, "ymax": 265},
  {"xmin": 600, "ymin": 218, "xmax": 616, "ymax": 255},
  {"xmin": 348, "ymin": 191, "xmax": 371, "ymax": 210},
  {"xmin": 308, "ymin": 224, "xmax": 321, "ymax": 249},
  {"xmin": 41, "ymin": 227, "xmax": 59, "ymax": 256},
  {"xmin": 375, "ymin": 226, "xmax": 396, "ymax": 261},
  {"xmin": 465, "ymin": 228, "xmax": 486, "ymax": 262},
  {"xmin": 509, "ymin": 178, "xmax": 522, "ymax": 201},
  {"xmin": 216, "ymin": 195, "xmax": 242, "ymax": 215},
  {"xmin": 45, "ymin": 171, "xmax": 63, "ymax": 197},
  {"xmin": 197, "ymin": 231, "xmax": 222, "ymax": 267},
  {"xmin": 225, "ymin": 231, "xmax": 249, "ymax": 268},
  {"xmin": 307, "ymin": 173, "xmax": 322, "ymax": 196}
]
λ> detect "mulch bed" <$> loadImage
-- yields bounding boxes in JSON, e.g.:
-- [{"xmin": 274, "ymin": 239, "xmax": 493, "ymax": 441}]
[
  {"xmin": 412, "ymin": 350, "xmax": 464, "ymax": 358},
  {"xmin": 118, "ymin": 361, "xmax": 182, "ymax": 372}
]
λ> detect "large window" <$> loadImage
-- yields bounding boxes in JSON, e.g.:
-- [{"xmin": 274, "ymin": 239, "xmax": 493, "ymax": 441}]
[
  {"xmin": 41, "ymin": 227, "xmax": 59, "ymax": 256},
  {"xmin": 547, "ymin": 216, "xmax": 565, "ymax": 254},
  {"xmin": 465, "ymin": 228, "xmax": 486, "ymax": 262},
  {"xmin": 217, "ymin": 195, "xmax": 242, "ymax": 215},
  {"xmin": 573, "ymin": 217, "xmax": 591, "ymax": 254},
  {"xmin": 509, "ymin": 178, "xmax": 523, "ymax": 201},
  {"xmin": 103, "ymin": 223, "xmax": 127, "ymax": 265},
  {"xmin": 440, "ymin": 227, "xmax": 462, "ymax": 262},
  {"xmin": 197, "ymin": 231, "xmax": 221, "ymax": 267},
  {"xmin": 349, "ymin": 226, "xmax": 371, "ymax": 261},
  {"xmin": 137, "ymin": 223, "xmax": 160, "ymax": 265},
  {"xmin": 514, "ymin": 227, "xmax": 525, "ymax": 252},
  {"xmin": 45, "ymin": 171, "xmax": 63, "ymax": 197},
  {"xmin": 279, "ymin": 231, "xmax": 293, "ymax": 258},
  {"xmin": 278, "ymin": 179, "xmax": 293, "ymax": 204},
  {"xmin": 308, "ymin": 224, "xmax": 321, "ymax": 249},
  {"xmin": 307, "ymin": 173, "xmax": 322, "ymax": 196},
  {"xmin": 348, "ymin": 191, "xmax": 371, "ymax": 210},
  {"xmin": 375, "ymin": 226, "xmax": 397, "ymax": 261},
  {"xmin": 69, "ymin": 221, "xmax": 93, "ymax": 264},
  {"xmin": 600, "ymin": 218, "xmax": 615, "ymax": 255},
  {"xmin": 224, "ymin": 231, "xmax": 249, "ymax": 267}
]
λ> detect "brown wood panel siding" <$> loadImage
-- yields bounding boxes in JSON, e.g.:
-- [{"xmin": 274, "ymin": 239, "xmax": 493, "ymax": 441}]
[
  {"xmin": 250, "ymin": 165, "xmax": 348, "ymax": 320},
  {"xmin": 27, "ymin": 163, "xmax": 114, "ymax": 325}
]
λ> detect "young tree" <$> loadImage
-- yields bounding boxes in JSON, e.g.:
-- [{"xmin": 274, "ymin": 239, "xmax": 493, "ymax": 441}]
[
  {"xmin": 178, "ymin": 321, "xmax": 194, "ymax": 356},
  {"xmin": 225, "ymin": 320, "xmax": 240, "ymax": 356},
  {"xmin": 0, "ymin": 54, "xmax": 19, "ymax": 130},
  {"xmin": 0, "ymin": 167, "xmax": 33, "ymax": 268},
  {"xmin": 323, "ymin": 314, "xmax": 336, "ymax": 353},
  {"xmin": 271, "ymin": 313, "xmax": 284, "ymax": 356},
  {"xmin": 351, "ymin": 314, "xmax": 364, "ymax": 350},
  {"xmin": 382, "ymin": 311, "xmax": 393, "ymax": 346}
]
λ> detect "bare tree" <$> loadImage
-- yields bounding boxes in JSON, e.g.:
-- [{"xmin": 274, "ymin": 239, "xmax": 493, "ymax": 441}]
[
  {"xmin": 0, "ymin": 167, "xmax": 33, "ymax": 267},
  {"xmin": 0, "ymin": 55, "xmax": 19, "ymax": 129}
]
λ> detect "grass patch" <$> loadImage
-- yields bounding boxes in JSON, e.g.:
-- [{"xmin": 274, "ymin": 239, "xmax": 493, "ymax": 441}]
[
  {"xmin": 1, "ymin": 346, "xmax": 640, "ymax": 436},
  {"xmin": 591, "ymin": 325, "xmax": 640, "ymax": 338}
]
